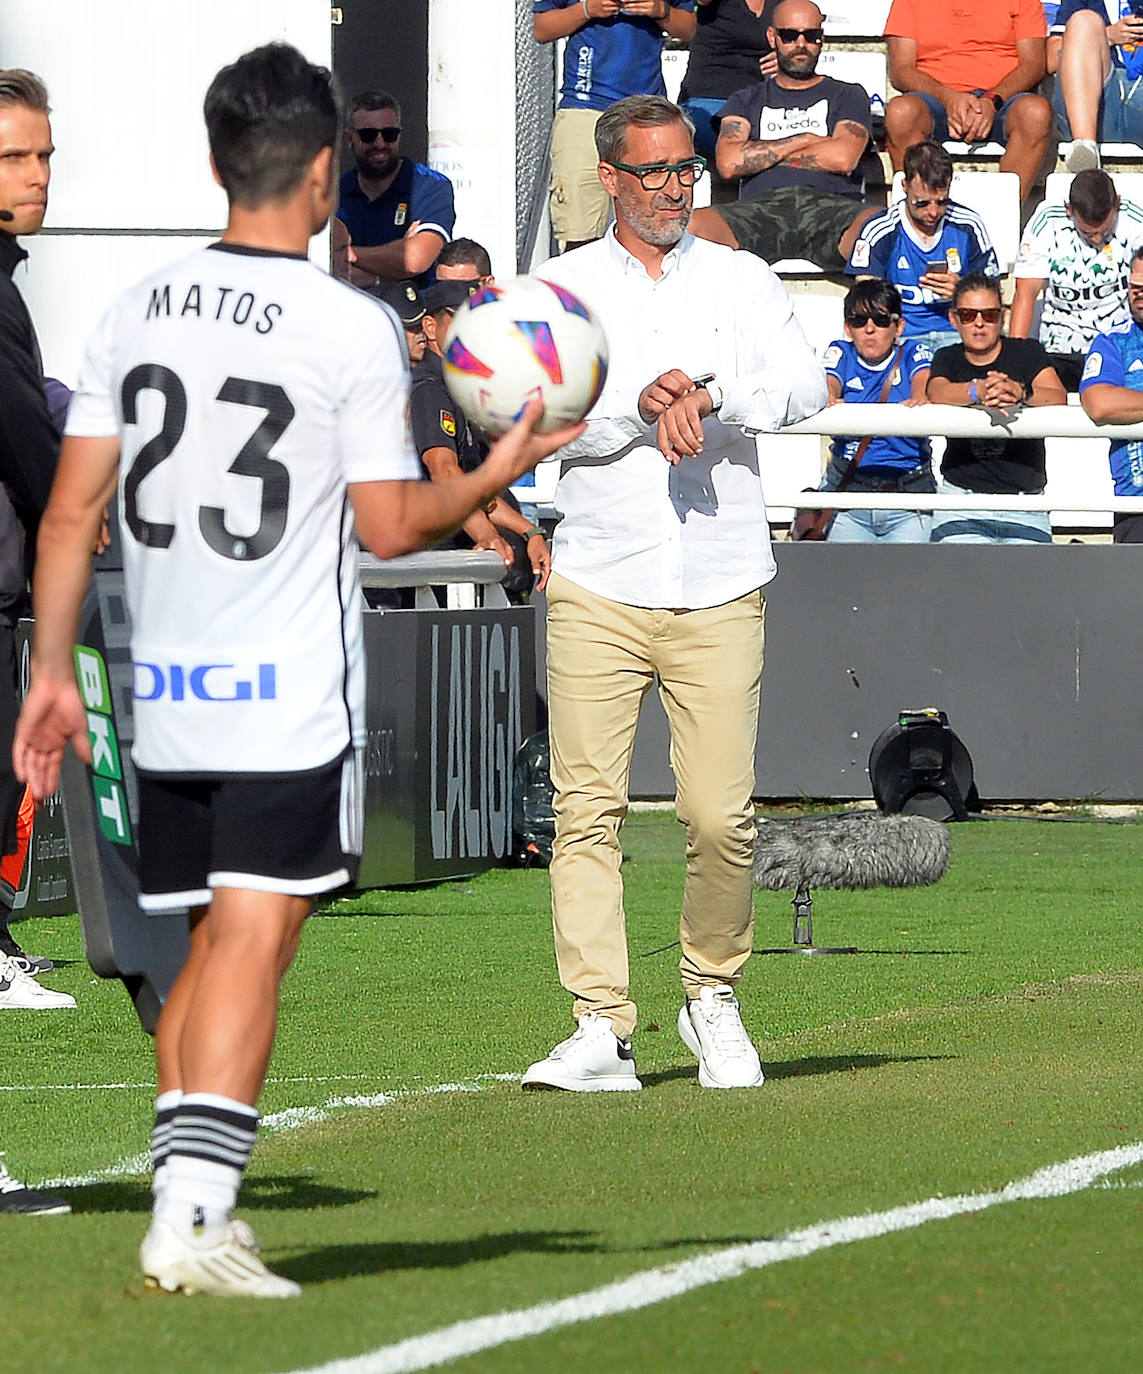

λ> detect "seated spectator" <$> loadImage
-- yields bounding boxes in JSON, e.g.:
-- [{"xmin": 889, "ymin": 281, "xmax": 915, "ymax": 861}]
[
  {"xmin": 819, "ymin": 279, "xmax": 934, "ymax": 543},
  {"xmin": 533, "ymin": 0, "xmax": 697, "ymax": 253},
  {"xmin": 337, "ymin": 90, "xmax": 455, "ymax": 287},
  {"xmin": 883, "ymin": 0, "xmax": 1053, "ymax": 205},
  {"xmin": 1010, "ymin": 168, "xmax": 1143, "ymax": 391},
  {"xmin": 1078, "ymin": 245, "xmax": 1143, "ymax": 541},
  {"xmin": 372, "ymin": 280, "xmax": 428, "ymax": 365},
  {"xmin": 845, "ymin": 140, "xmax": 999, "ymax": 353},
  {"xmin": 679, "ymin": 0, "xmax": 778, "ymax": 161},
  {"xmin": 1049, "ymin": 2, "xmax": 1143, "ymax": 172},
  {"xmin": 688, "ymin": 0, "xmax": 874, "ymax": 269},
  {"xmin": 435, "ymin": 236, "xmax": 496, "ymax": 287},
  {"xmin": 927, "ymin": 272, "xmax": 1067, "ymax": 542},
  {"xmin": 412, "ymin": 281, "xmax": 551, "ymax": 595}
]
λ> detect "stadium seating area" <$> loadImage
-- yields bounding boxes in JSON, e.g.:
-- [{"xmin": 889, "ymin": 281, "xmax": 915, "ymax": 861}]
[{"xmin": 656, "ymin": 5, "xmax": 1143, "ymax": 534}]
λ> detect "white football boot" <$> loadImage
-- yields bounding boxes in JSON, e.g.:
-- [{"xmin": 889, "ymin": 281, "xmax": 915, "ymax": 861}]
[
  {"xmin": 140, "ymin": 1217, "xmax": 300, "ymax": 1298},
  {"xmin": 0, "ymin": 953, "xmax": 75, "ymax": 1010}
]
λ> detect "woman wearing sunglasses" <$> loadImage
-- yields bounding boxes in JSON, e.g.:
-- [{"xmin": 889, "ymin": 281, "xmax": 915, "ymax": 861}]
[
  {"xmin": 818, "ymin": 279, "xmax": 934, "ymax": 543},
  {"xmin": 926, "ymin": 272, "xmax": 1067, "ymax": 542}
]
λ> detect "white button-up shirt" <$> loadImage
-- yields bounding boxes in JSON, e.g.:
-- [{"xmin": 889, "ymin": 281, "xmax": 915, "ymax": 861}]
[{"xmin": 539, "ymin": 228, "xmax": 827, "ymax": 609}]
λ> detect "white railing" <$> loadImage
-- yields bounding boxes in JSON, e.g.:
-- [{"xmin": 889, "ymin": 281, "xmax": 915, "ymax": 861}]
[
  {"xmin": 358, "ymin": 549, "xmax": 510, "ymax": 609},
  {"xmin": 773, "ymin": 402, "xmax": 1143, "ymax": 514}
]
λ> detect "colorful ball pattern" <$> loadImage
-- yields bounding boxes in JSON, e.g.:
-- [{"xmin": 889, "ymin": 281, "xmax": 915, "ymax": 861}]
[{"xmin": 442, "ymin": 275, "xmax": 608, "ymax": 436}]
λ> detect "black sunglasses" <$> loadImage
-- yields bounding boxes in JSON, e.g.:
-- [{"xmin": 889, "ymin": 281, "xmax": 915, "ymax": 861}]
[
  {"xmin": 353, "ymin": 126, "xmax": 401, "ymax": 144},
  {"xmin": 775, "ymin": 26, "xmax": 824, "ymax": 42},
  {"xmin": 846, "ymin": 311, "xmax": 898, "ymax": 328},
  {"xmin": 954, "ymin": 306, "xmax": 1001, "ymax": 323},
  {"xmin": 909, "ymin": 195, "xmax": 950, "ymax": 210}
]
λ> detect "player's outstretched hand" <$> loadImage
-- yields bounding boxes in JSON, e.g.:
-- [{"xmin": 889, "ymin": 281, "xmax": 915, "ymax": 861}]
[
  {"xmin": 485, "ymin": 399, "xmax": 585, "ymax": 486},
  {"xmin": 13, "ymin": 675, "xmax": 90, "ymax": 802}
]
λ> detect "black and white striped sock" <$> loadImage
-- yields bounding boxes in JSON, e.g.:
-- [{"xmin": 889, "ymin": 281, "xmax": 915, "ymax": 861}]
[
  {"xmin": 150, "ymin": 1089, "xmax": 183, "ymax": 1203},
  {"xmin": 155, "ymin": 1092, "xmax": 259, "ymax": 1241}
]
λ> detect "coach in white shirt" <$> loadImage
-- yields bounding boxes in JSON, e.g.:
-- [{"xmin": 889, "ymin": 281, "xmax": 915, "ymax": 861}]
[{"xmin": 523, "ymin": 93, "xmax": 826, "ymax": 1095}]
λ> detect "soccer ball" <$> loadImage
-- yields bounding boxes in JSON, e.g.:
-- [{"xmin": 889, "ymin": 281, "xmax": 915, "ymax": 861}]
[{"xmin": 442, "ymin": 275, "xmax": 608, "ymax": 436}]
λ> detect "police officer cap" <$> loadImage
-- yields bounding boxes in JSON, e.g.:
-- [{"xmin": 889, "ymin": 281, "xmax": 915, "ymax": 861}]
[
  {"xmin": 372, "ymin": 280, "xmax": 426, "ymax": 326},
  {"xmin": 422, "ymin": 279, "xmax": 476, "ymax": 315}
]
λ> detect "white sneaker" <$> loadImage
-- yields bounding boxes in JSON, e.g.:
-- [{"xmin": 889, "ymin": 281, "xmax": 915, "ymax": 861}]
[
  {"xmin": 678, "ymin": 985, "xmax": 764, "ymax": 1089},
  {"xmin": 0, "ymin": 953, "xmax": 75, "ymax": 1010},
  {"xmin": 140, "ymin": 1217, "xmax": 300, "ymax": 1298},
  {"xmin": 1065, "ymin": 139, "xmax": 1100, "ymax": 173},
  {"xmin": 522, "ymin": 1011, "xmax": 642, "ymax": 1092}
]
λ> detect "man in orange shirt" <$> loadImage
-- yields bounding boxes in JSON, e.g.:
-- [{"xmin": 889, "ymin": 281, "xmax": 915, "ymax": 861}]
[{"xmin": 882, "ymin": 0, "xmax": 1053, "ymax": 205}]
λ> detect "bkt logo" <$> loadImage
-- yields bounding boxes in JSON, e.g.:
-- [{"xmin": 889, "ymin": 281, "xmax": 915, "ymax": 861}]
[{"xmin": 134, "ymin": 661, "xmax": 278, "ymax": 703}]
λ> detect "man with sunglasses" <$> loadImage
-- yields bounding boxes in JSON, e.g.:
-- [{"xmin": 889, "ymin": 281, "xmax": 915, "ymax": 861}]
[
  {"xmin": 882, "ymin": 0, "xmax": 1052, "ymax": 206},
  {"xmin": 687, "ymin": 0, "xmax": 873, "ymax": 269},
  {"xmin": 337, "ymin": 90, "xmax": 455, "ymax": 288},
  {"xmin": 927, "ymin": 272, "xmax": 1066, "ymax": 542},
  {"xmin": 523, "ymin": 94, "xmax": 825, "ymax": 1094},
  {"xmin": 534, "ymin": 0, "xmax": 697, "ymax": 253},
  {"xmin": 845, "ymin": 140, "xmax": 999, "ymax": 355},
  {"xmin": 1078, "ymin": 245, "xmax": 1143, "ymax": 542}
]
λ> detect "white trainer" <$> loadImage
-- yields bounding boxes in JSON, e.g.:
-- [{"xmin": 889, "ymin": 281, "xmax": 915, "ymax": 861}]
[
  {"xmin": 678, "ymin": 984, "xmax": 764, "ymax": 1089},
  {"xmin": 1065, "ymin": 139, "xmax": 1100, "ymax": 173},
  {"xmin": 0, "ymin": 953, "xmax": 75, "ymax": 1010},
  {"xmin": 140, "ymin": 1217, "xmax": 300, "ymax": 1298},
  {"xmin": 522, "ymin": 1011, "xmax": 642, "ymax": 1092}
]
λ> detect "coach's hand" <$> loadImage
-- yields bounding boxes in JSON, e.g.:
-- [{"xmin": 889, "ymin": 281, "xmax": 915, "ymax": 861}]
[
  {"xmin": 638, "ymin": 369, "xmax": 694, "ymax": 424},
  {"xmin": 657, "ymin": 385, "xmax": 714, "ymax": 464},
  {"xmin": 13, "ymin": 674, "xmax": 90, "ymax": 802}
]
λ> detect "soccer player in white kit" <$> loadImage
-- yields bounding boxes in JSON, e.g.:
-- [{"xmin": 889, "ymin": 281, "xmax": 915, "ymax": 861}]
[{"xmin": 12, "ymin": 43, "xmax": 581, "ymax": 1298}]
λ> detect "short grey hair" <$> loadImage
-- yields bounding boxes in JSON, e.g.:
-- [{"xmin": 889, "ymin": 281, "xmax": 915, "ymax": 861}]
[
  {"xmin": 594, "ymin": 94, "xmax": 694, "ymax": 167},
  {"xmin": 0, "ymin": 69, "xmax": 49, "ymax": 115}
]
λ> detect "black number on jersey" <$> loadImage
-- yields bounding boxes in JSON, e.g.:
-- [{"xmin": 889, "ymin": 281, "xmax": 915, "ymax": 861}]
[{"xmin": 120, "ymin": 366, "xmax": 295, "ymax": 561}]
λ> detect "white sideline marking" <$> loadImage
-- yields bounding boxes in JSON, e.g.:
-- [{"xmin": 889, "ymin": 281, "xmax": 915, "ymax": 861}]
[
  {"xmin": 278, "ymin": 1141, "xmax": 1143, "ymax": 1374},
  {"xmin": 37, "ymin": 1075, "xmax": 519, "ymax": 1189}
]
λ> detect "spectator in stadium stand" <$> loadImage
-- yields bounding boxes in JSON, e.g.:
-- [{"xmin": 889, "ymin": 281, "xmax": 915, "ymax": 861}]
[
  {"xmin": 434, "ymin": 236, "xmax": 496, "ymax": 288},
  {"xmin": 882, "ymin": 0, "xmax": 1053, "ymax": 206},
  {"xmin": 523, "ymin": 94, "xmax": 826, "ymax": 1095},
  {"xmin": 410, "ymin": 280, "xmax": 551, "ymax": 594},
  {"xmin": 1078, "ymin": 245, "xmax": 1143, "ymax": 541},
  {"xmin": 678, "ymin": 0, "xmax": 778, "ymax": 161},
  {"xmin": 0, "ymin": 68, "xmax": 78, "ymax": 1008},
  {"xmin": 844, "ymin": 140, "xmax": 1000, "ymax": 354},
  {"xmin": 818, "ymin": 278, "xmax": 935, "ymax": 543},
  {"xmin": 533, "ymin": 0, "xmax": 697, "ymax": 252},
  {"xmin": 1048, "ymin": 1, "xmax": 1143, "ymax": 173},
  {"xmin": 926, "ymin": 272, "xmax": 1067, "ymax": 542},
  {"xmin": 687, "ymin": 0, "xmax": 875, "ymax": 269},
  {"xmin": 336, "ymin": 89, "xmax": 455, "ymax": 287},
  {"xmin": 1010, "ymin": 168, "xmax": 1143, "ymax": 392},
  {"xmin": 13, "ymin": 43, "xmax": 578, "ymax": 1298}
]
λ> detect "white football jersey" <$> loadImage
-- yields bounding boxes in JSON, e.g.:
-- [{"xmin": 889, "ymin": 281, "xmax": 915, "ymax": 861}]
[{"xmin": 66, "ymin": 243, "xmax": 420, "ymax": 775}]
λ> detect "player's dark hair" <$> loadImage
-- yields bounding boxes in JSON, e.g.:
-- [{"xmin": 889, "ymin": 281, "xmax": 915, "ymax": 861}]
[
  {"xmin": 843, "ymin": 277, "xmax": 901, "ymax": 320},
  {"xmin": 205, "ymin": 43, "xmax": 340, "ymax": 209},
  {"xmin": 349, "ymin": 89, "xmax": 401, "ymax": 122},
  {"xmin": 595, "ymin": 94, "xmax": 694, "ymax": 166},
  {"xmin": 437, "ymin": 236, "xmax": 492, "ymax": 277},
  {"xmin": 951, "ymin": 271, "xmax": 1002, "ymax": 309},
  {"xmin": 1068, "ymin": 169, "xmax": 1118, "ymax": 225},
  {"xmin": 902, "ymin": 140, "xmax": 953, "ymax": 191},
  {"xmin": 0, "ymin": 69, "xmax": 49, "ymax": 114}
]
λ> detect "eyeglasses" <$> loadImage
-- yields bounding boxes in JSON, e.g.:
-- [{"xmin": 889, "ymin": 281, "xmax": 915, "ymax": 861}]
[
  {"xmin": 908, "ymin": 196, "xmax": 950, "ymax": 210},
  {"xmin": 606, "ymin": 157, "xmax": 707, "ymax": 190},
  {"xmin": 775, "ymin": 26, "xmax": 824, "ymax": 42},
  {"xmin": 845, "ymin": 310, "xmax": 898, "ymax": 328},
  {"xmin": 954, "ymin": 306, "xmax": 1001, "ymax": 323},
  {"xmin": 353, "ymin": 125, "xmax": 400, "ymax": 144}
]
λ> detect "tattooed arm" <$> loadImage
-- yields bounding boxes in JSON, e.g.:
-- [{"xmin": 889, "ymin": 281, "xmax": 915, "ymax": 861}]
[{"xmin": 715, "ymin": 114, "xmax": 870, "ymax": 181}]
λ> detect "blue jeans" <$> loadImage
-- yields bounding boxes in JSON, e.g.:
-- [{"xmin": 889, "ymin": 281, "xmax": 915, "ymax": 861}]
[
  {"xmin": 929, "ymin": 480, "xmax": 1052, "ymax": 544},
  {"xmin": 912, "ymin": 90, "xmax": 1034, "ymax": 145},
  {"xmin": 827, "ymin": 507, "xmax": 931, "ymax": 543}
]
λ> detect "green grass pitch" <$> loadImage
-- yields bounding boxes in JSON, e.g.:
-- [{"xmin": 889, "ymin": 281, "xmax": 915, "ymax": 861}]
[{"xmin": 3, "ymin": 812, "xmax": 1143, "ymax": 1373}]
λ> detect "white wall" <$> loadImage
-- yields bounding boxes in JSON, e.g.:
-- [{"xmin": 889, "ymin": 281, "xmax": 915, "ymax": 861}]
[{"xmin": 0, "ymin": 1, "xmax": 331, "ymax": 383}]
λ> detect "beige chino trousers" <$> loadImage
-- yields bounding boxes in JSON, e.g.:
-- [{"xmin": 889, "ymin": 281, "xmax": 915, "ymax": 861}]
[{"xmin": 545, "ymin": 572, "xmax": 765, "ymax": 1040}]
